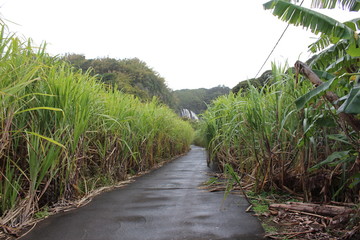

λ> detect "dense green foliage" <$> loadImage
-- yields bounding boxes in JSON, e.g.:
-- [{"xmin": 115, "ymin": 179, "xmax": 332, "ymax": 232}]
[
  {"xmin": 173, "ymin": 86, "xmax": 230, "ymax": 114},
  {"xmin": 200, "ymin": 0, "xmax": 360, "ymax": 203},
  {"xmin": 0, "ymin": 27, "xmax": 193, "ymax": 230},
  {"xmin": 201, "ymin": 64, "xmax": 359, "ymax": 202},
  {"xmin": 65, "ymin": 54, "xmax": 177, "ymax": 108}
]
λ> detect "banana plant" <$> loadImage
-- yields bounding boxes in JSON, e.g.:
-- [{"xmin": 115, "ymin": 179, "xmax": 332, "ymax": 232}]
[
  {"xmin": 264, "ymin": 0, "xmax": 360, "ymax": 116},
  {"xmin": 264, "ymin": 0, "xmax": 360, "ymax": 193}
]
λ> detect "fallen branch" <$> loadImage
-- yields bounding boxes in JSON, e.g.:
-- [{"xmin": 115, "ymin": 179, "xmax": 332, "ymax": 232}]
[
  {"xmin": 265, "ymin": 229, "xmax": 315, "ymax": 239},
  {"xmin": 246, "ymin": 204, "xmax": 253, "ymax": 212},
  {"xmin": 270, "ymin": 202, "xmax": 354, "ymax": 217},
  {"xmin": 287, "ymin": 209, "xmax": 332, "ymax": 220},
  {"xmin": 287, "ymin": 229, "xmax": 316, "ymax": 239},
  {"xmin": 0, "ymin": 224, "xmax": 20, "ymax": 237},
  {"xmin": 330, "ymin": 201, "xmax": 357, "ymax": 208}
]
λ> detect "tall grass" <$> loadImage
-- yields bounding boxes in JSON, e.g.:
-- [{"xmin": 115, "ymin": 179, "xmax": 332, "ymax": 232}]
[
  {"xmin": 0, "ymin": 25, "xmax": 194, "ymax": 230},
  {"xmin": 201, "ymin": 63, "xmax": 359, "ymax": 202}
]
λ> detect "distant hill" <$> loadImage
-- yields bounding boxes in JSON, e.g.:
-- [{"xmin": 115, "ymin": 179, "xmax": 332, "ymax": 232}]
[{"xmin": 174, "ymin": 85, "xmax": 230, "ymax": 115}]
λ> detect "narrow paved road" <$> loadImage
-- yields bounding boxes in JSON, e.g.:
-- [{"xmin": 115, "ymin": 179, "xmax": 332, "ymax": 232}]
[{"xmin": 21, "ymin": 146, "xmax": 264, "ymax": 240}]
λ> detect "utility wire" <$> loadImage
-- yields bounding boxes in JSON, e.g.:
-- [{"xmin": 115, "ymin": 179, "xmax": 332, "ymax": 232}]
[
  {"xmin": 254, "ymin": 24, "xmax": 291, "ymax": 78},
  {"xmin": 254, "ymin": 0, "xmax": 305, "ymax": 78}
]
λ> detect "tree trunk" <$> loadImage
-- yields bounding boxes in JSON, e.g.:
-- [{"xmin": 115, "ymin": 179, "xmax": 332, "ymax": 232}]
[{"xmin": 294, "ymin": 61, "xmax": 360, "ymax": 132}]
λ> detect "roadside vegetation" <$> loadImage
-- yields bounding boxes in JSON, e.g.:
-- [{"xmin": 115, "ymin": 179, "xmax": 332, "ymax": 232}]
[
  {"xmin": 0, "ymin": 25, "xmax": 193, "ymax": 237},
  {"xmin": 200, "ymin": 0, "xmax": 360, "ymax": 238}
]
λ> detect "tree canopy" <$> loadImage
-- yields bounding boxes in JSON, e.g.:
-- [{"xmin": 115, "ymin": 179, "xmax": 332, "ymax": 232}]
[
  {"xmin": 64, "ymin": 54, "xmax": 177, "ymax": 108},
  {"xmin": 231, "ymin": 70, "xmax": 273, "ymax": 94}
]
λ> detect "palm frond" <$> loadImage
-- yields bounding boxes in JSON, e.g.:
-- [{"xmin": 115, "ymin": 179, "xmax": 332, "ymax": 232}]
[
  {"xmin": 325, "ymin": 54, "xmax": 358, "ymax": 72},
  {"xmin": 309, "ymin": 18, "xmax": 360, "ymax": 52},
  {"xmin": 309, "ymin": 40, "xmax": 347, "ymax": 70},
  {"xmin": 309, "ymin": 40, "xmax": 359, "ymax": 73},
  {"xmin": 311, "ymin": 0, "xmax": 360, "ymax": 11},
  {"xmin": 309, "ymin": 34, "xmax": 333, "ymax": 52},
  {"xmin": 264, "ymin": 0, "xmax": 355, "ymax": 41}
]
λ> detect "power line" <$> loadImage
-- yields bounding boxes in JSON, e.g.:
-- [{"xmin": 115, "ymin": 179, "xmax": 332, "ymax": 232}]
[
  {"xmin": 254, "ymin": 0, "xmax": 305, "ymax": 78},
  {"xmin": 254, "ymin": 24, "xmax": 291, "ymax": 78}
]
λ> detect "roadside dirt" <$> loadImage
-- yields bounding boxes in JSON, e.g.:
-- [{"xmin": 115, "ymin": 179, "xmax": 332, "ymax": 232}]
[{"xmin": 203, "ymin": 172, "xmax": 360, "ymax": 240}]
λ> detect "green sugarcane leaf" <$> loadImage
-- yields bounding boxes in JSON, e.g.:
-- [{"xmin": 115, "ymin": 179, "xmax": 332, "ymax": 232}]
[
  {"xmin": 327, "ymin": 134, "xmax": 351, "ymax": 144},
  {"xmin": 16, "ymin": 107, "xmax": 64, "ymax": 115},
  {"xmin": 308, "ymin": 150, "xmax": 350, "ymax": 172},
  {"xmin": 25, "ymin": 131, "xmax": 66, "ymax": 149}
]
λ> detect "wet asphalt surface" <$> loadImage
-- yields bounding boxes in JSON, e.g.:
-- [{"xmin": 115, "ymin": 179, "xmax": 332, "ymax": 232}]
[{"xmin": 21, "ymin": 146, "xmax": 264, "ymax": 240}]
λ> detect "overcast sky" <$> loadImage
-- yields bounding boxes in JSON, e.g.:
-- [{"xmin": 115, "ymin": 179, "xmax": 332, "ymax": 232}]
[{"xmin": 0, "ymin": 0, "xmax": 357, "ymax": 90}]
